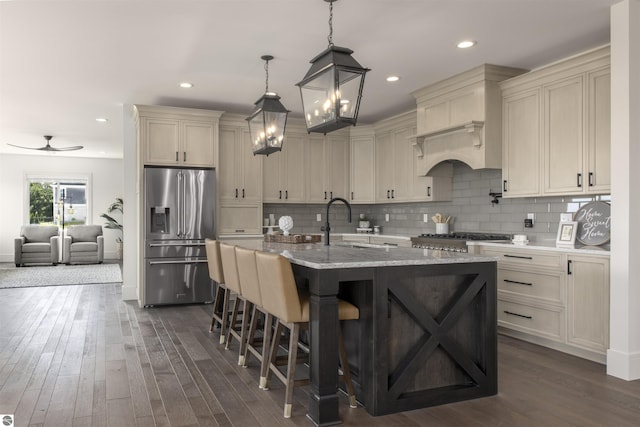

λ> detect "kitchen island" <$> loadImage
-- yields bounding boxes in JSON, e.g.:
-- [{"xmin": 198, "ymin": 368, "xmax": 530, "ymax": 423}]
[{"xmin": 226, "ymin": 239, "xmax": 498, "ymax": 425}]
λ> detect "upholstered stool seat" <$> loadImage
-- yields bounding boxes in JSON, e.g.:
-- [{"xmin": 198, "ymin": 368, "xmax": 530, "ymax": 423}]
[
  {"xmin": 205, "ymin": 239, "xmax": 230, "ymax": 344},
  {"xmin": 255, "ymin": 251, "xmax": 359, "ymax": 418}
]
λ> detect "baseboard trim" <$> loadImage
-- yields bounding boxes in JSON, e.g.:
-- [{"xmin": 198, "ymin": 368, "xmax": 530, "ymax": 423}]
[{"xmin": 606, "ymin": 349, "xmax": 640, "ymax": 380}]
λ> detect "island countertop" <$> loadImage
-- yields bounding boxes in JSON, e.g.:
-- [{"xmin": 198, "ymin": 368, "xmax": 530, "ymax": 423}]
[{"xmin": 223, "ymin": 238, "xmax": 499, "ymax": 269}]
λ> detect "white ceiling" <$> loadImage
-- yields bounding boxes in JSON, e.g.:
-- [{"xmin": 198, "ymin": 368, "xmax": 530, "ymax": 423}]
[{"xmin": 0, "ymin": 0, "xmax": 616, "ymax": 159}]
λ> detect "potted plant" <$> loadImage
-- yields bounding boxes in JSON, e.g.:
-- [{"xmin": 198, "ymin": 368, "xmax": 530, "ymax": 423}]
[{"xmin": 101, "ymin": 197, "xmax": 123, "ymax": 259}]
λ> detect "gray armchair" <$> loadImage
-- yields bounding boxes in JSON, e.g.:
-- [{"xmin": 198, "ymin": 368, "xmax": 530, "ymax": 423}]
[
  {"xmin": 15, "ymin": 225, "xmax": 60, "ymax": 267},
  {"xmin": 63, "ymin": 225, "xmax": 104, "ymax": 265}
]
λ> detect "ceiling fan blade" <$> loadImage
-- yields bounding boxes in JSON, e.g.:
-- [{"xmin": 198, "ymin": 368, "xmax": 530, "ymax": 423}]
[
  {"xmin": 6, "ymin": 143, "xmax": 43, "ymax": 150},
  {"xmin": 45, "ymin": 145, "xmax": 84, "ymax": 151}
]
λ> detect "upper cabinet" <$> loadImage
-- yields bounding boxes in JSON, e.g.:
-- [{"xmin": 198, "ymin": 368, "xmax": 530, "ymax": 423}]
[
  {"xmin": 306, "ymin": 132, "xmax": 350, "ymax": 203},
  {"xmin": 349, "ymin": 126, "xmax": 376, "ymax": 204},
  {"xmin": 218, "ymin": 121, "xmax": 263, "ymax": 203},
  {"xmin": 263, "ymin": 131, "xmax": 306, "ymax": 203},
  {"xmin": 411, "ymin": 64, "xmax": 527, "ymax": 175},
  {"xmin": 500, "ymin": 46, "xmax": 610, "ymax": 198},
  {"xmin": 136, "ymin": 105, "xmax": 223, "ymax": 167}
]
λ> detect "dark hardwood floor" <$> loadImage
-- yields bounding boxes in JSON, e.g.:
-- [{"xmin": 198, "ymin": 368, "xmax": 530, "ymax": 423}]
[{"xmin": 1, "ymin": 282, "xmax": 640, "ymax": 426}]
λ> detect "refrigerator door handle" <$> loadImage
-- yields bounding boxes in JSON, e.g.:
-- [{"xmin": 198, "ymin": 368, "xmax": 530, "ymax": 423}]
[
  {"xmin": 148, "ymin": 259, "xmax": 208, "ymax": 265},
  {"xmin": 175, "ymin": 171, "xmax": 182, "ymax": 237},
  {"xmin": 181, "ymin": 171, "xmax": 187, "ymax": 238}
]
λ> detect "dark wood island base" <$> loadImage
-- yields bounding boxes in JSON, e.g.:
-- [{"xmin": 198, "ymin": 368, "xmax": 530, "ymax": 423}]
[{"xmin": 294, "ymin": 260, "xmax": 497, "ymax": 421}]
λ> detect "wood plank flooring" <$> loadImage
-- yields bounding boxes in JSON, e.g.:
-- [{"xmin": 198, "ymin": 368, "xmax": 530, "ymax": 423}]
[{"xmin": 1, "ymin": 281, "xmax": 640, "ymax": 426}]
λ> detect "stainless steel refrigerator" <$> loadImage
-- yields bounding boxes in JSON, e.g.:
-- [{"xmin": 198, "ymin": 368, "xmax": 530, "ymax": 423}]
[{"xmin": 143, "ymin": 166, "xmax": 215, "ymax": 306}]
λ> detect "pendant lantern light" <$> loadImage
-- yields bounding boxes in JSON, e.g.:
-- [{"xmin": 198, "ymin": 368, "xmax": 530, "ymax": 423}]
[
  {"xmin": 246, "ymin": 55, "xmax": 290, "ymax": 156},
  {"xmin": 297, "ymin": 0, "xmax": 370, "ymax": 134}
]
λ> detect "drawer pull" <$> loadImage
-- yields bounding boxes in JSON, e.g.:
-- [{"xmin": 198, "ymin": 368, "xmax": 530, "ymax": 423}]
[
  {"xmin": 504, "ymin": 254, "xmax": 533, "ymax": 260},
  {"xmin": 503, "ymin": 279, "xmax": 532, "ymax": 286},
  {"xmin": 504, "ymin": 310, "xmax": 532, "ymax": 319}
]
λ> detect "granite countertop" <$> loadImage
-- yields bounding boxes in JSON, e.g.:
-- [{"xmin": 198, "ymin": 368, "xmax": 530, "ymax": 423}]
[
  {"xmin": 224, "ymin": 238, "xmax": 498, "ymax": 270},
  {"xmin": 468, "ymin": 240, "xmax": 610, "ymax": 256}
]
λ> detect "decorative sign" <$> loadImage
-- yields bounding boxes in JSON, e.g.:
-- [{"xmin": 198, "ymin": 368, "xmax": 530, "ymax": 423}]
[{"xmin": 574, "ymin": 201, "xmax": 611, "ymax": 245}]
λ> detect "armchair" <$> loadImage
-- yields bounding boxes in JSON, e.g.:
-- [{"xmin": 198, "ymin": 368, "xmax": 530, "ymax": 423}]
[
  {"xmin": 63, "ymin": 225, "xmax": 104, "ymax": 265},
  {"xmin": 14, "ymin": 225, "xmax": 60, "ymax": 267}
]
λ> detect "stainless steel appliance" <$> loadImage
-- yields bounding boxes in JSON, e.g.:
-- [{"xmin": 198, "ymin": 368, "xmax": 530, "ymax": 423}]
[
  {"xmin": 410, "ymin": 232, "xmax": 512, "ymax": 252},
  {"xmin": 143, "ymin": 166, "xmax": 215, "ymax": 306}
]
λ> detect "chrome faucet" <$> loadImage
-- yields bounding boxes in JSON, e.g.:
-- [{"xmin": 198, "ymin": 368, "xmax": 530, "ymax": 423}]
[{"xmin": 324, "ymin": 197, "xmax": 352, "ymax": 246}]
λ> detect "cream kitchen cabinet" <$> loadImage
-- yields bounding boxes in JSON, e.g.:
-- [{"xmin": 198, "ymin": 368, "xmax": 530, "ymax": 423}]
[
  {"xmin": 566, "ymin": 254, "xmax": 610, "ymax": 354},
  {"xmin": 217, "ymin": 204, "xmax": 263, "ymax": 235},
  {"xmin": 263, "ymin": 132, "xmax": 306, "ymax": 203},
  {"xmin": 218, "ymin": 122, "xmax": 262, "ymax": 203},
  {"xmin": 306, "ymin": 133, "xmax": 350, "ymax": 203},
  {"xmin": 137, "ymin": 105, "xmax": 222, "ymax": 167},
  {"xmin": 479, "ymin": 243, "xmax": 609, "ymax": 363},
  {"xmin": 349, "ymin": 127, "xmax": 376, "ymax": 204},
  {"xmin": 374, "ymin": 115, "xmax": 415, "ymax": 203},
  {"xmin": 500, "ymin": 46, "xmax": 610, "ymax": 198}
]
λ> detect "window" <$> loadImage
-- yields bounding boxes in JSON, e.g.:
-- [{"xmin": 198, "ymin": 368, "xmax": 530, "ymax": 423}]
[{"xmin": 26, "ymin": 174, "xmax": 91, "ymax": 229}]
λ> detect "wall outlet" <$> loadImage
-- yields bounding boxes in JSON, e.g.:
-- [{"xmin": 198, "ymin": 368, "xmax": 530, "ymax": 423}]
[
  {"xmin": 527, "ymin": 213, "xmax": 535, "ymax": 224},
  {"xmin": 385, "ymin": 213, "xmax": 390, "ymax": 222},
  {"xmin": 560, "ymin": 213, "xmax": 573, "ymax": 222},
  {"xmin": 316, "ymin": 213, "xmax": 322, "ymax": 222},
  {"xmin": 423, "ymin": 213, "xmax": 429, "ymax": 223}
]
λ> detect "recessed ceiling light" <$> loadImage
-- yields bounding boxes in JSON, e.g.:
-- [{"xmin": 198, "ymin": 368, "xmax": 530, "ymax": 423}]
[
  {"xmin": 179, "ymin": 82, "xmax": 194, "ymax": 88},
  {"xmin": 96, "ymin": 118, "xmax": 108, "ymax": 122},
  {"xmin": 386, "ymin": 75, "xmax": 400, "ymax": 82},
  {"xmin": 457, "ymin": 40, "xmax": 476, "ymax": 49}
]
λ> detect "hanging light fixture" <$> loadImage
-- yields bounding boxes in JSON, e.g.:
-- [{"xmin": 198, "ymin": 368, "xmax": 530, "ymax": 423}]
[
  {"xmin": 297, "ymin": 0, "xmax": 370, "ymax": 134},
  {"xmin": 246, "ymin": 55, "xmax": 290, "ymax": 156}
]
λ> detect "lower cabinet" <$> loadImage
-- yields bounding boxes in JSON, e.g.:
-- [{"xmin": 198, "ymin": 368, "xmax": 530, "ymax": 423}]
[{"xmin": 479, "ymin": 245, "xmax": 609, "ymax": 363}]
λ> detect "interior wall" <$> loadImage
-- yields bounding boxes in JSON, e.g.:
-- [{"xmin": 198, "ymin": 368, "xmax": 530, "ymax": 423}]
[{"xmin": 0, "ymin": 153, "xmax": 123, "ymax": 262}]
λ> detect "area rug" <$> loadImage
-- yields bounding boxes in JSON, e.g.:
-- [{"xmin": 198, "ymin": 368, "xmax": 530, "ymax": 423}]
[{"xmin": 0, "ymin": 263, "xmax": 122, "ymax": 289}]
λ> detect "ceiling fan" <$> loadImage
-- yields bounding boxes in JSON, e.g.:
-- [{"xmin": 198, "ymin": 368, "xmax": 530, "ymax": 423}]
[{"xmin": 7, "ymin": 135, "xmax": 84, "ymax": 152}]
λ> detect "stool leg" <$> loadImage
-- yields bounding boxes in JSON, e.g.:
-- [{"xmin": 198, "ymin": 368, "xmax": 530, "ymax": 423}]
[
  {"xmin": 259, "ymin": 312, "xmax": 273, "ymax": 390},
  {"xmin": 225, "ymin": 296, "xmax": 241, "ymax": 350},
  {"xmin": 338, "ymin": 325, "xmax": 357, "ymax": 408},
  {"xmin": 238, "ymin": 300, "xmax": 251, "ymax": 366},
  {"xmin": 283, "ymin": 323, "xmax": 300, "ymax": 418},
  {"xmin": 219, "ymin": 287, "xmax": 230, "ymax": 344},
  {"xmin": 242, "ymin": 304, "xmax": 260, "ymax": 367},
  {"xmin": 265, "ymin": 321, "xmax": 284, "ymax": 391},
  {"xmin": 209, "ymin": 282, "xmax": 225, "ymax": 333}
]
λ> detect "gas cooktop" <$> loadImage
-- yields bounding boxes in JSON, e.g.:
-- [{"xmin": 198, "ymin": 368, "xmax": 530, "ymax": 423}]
[{"xmin": 417, "ymin": 232, "xmax": 513, "ymax": 241}]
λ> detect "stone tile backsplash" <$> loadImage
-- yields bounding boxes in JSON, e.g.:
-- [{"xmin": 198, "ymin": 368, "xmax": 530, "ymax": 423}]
[{"xmin": 264, "ymin": 162, "xmax": 611, "ymax": 244}]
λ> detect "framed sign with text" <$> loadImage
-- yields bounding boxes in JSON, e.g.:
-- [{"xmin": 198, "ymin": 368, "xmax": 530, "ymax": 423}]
[{"xmin": 574, "ymin": 201, "xmax": 611, "ymax": 246}]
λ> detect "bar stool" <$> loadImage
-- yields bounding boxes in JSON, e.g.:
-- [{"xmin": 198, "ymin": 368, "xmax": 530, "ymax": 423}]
[
  {"xmin": 235, "ymin": 246, "xmax": 273, "ymax": 389},
  {"xmin": 204, "ymin": 239, "xmax": 229, "ymax": 344},
  {"xmin": 219, "ymin": 242, "xmax": 250, "ymax": 365},
  {"xmin": 255, "ymin": 251, "xmax": 359, "ymax": 418}
]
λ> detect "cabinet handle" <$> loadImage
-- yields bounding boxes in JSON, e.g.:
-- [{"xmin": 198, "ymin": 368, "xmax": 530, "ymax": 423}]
[
  {"xmin": 351, "ymin": 191, "xmax": 354, "ymax": 200},
  {"xmin": 504, "ymin": 254, "xmax": 533, "ymax": 260},
  {"xmin": 589, "ymin": 172, "xmax": 594, "ymax": 187},
  {"xmin": 330, "ymin": 191, "xmax": 333, "ymax": 199},
  {"xmin": 324, "ymin": 191, "xmax": 327, "ymax": 200},
  {"xmin": 427, "ymin": 186, "xmax": 431, "ymax": 197},
  {"xmin": 279, "ymin": 190, "xmax": 282, "ymax": 199},
  {"xmin": 183, "ymin": 151, "xmax": 186, "ymax": 162},
  {"xmin": 503, "ymin": 180, "xmax": 508, "ymax": 192},
  {"xmin": 235, "ymin": 229, "xmax": 245, "ymax": 233},
  {"xmin": 567, "ymin": 260, "xmax": 573, "ymax": 275},
  {"xmin": 503, "ymin": 279, "xmax": 533, "ymax": 286},
  {"xmin": 175, "ymin": 151, "xmax": 179, "ymax": 162},
  {"xmin": 242, "ymin": 189, "xmax": 245, "ymax": 198},
  {"xmin": 235, "ymin": 188, "xmax": 238, "ymax": 198},
  {"xmin": 285, "ymin": 190, "xmax": 288, "ymax": 199},
  {"xmin": 504, "ymin": 310, "xmax": 532, "ymax": 320},
  {"xmin": 391, "ymin": 189, "xmax": 395, "ymax": 199},
  {"xmin": 577, "ymin": 173, "xmax": 582, "ymax": 188},
  {"xmin": 387, "ymin": 190, "xmax": 390, "ymax": 199}
]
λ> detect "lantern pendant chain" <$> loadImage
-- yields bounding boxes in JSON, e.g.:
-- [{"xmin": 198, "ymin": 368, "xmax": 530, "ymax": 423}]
[
  {"xmin": 327, "ymin": 0, "xmax": 334, "ymax": 47},
  {"xmin": 264, "ymin": 59, "xmax": 269, "ymax": 93}
]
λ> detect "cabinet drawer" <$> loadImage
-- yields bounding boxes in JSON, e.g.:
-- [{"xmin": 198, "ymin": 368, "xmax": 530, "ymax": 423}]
[
  {"xmin": 498, "ymin": 299, "xmax": 563, "ymax": 341},
  {"xmin": 481, "ymin": 247, "xmax": 562, "ymax": 269},
  {"xmin": 498, "ymin": 268, "xmax": 563, "ymax": 304}
]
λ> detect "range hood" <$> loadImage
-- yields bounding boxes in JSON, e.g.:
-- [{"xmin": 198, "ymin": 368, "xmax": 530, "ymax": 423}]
[{"xmin": 410, "ymin": 64, "xmax": 527, "ymax": 175}]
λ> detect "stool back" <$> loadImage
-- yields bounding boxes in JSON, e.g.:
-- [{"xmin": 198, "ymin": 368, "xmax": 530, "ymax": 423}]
[
  {"xmin": 255, "ymin": 251, "xmax": 303, "ymax": 323},
  {"xmin": 235, "ymin": 247, "xmax": 262, "ymax": 306},
  {"xmin": 205, "ymin": 239, "xmax": 225, "ymax": 284},
  {"xmin": 219, "ymin": 243, "xmax": 241, "ymax": 294}
]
